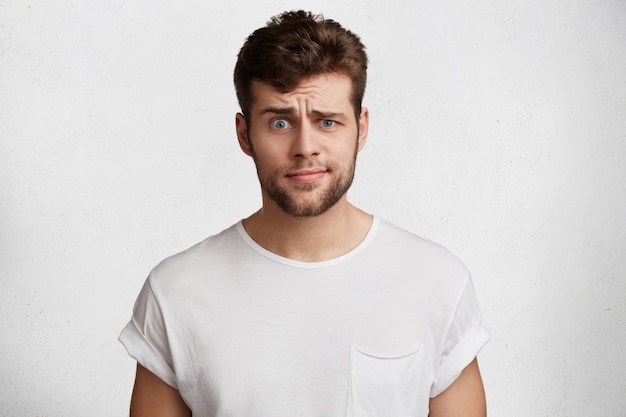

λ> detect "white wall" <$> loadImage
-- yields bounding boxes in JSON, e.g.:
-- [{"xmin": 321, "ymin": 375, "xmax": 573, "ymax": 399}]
[{"xmin": 1, "ymin": 1, "xmax": 625, "ymax": 416}]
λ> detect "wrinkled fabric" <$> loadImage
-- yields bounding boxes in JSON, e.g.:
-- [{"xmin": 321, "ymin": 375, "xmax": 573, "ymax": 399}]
[{"xmin": 119, "ymin": 218, "xmax": 489, "ymax": 417}]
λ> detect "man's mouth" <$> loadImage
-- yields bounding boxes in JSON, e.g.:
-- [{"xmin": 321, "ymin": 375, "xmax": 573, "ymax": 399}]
[{"xmin": 286, "ymin": 168, "xmax": 327, "ymax": 183}]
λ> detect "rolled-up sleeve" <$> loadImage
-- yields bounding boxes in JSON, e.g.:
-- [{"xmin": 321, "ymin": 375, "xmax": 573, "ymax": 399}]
[
  {"xmin": 119, "ymin": 278, "xmax": 178, "ymax": 389},
  {"xmin": 430, "ymin": 277, "xmax": 490, "ymax": 397}
]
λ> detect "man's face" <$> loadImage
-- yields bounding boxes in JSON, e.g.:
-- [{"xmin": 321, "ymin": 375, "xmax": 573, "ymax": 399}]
[{"xmin": 236, "ymin": 74, "xmax": 369, "ymax": 217}]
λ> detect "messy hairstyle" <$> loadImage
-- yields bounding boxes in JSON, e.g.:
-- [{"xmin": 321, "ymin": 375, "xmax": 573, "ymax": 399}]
[{"xmin": 234, "ymin": 10, "xmax": 368, "ymax": 121}]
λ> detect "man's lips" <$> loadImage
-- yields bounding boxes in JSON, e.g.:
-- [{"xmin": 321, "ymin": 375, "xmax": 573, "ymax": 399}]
[{"xmin": 286, "ymin": 168, "xmax": 327, "ymax": 183}]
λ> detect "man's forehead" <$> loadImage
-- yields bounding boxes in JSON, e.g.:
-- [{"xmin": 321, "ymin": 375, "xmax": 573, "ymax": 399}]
[{"xmin": 249, "ymin": 74, "xmax": 353, "ymax": 111}]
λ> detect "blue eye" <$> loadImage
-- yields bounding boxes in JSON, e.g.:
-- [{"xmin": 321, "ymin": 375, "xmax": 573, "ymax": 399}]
[
  {"xmin": 271, "ymin": 119, "xmax": 290, "ymax": 130},
  {"xmin": 321, "ymin": 120, "xmax": 336, "ymax": 128}
]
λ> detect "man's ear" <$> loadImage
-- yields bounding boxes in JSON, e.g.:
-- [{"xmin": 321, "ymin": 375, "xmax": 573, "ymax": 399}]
[
  {"xmin": 236, "ymin": 113, "xmax": 253, "ymax": 156},
  {"xmin": 357, "ymin": 107, "xmax": 369, "ymax": 152}
]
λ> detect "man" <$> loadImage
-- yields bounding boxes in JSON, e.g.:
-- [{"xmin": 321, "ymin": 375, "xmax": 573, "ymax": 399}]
[{"xmin": 120, "ymin": 10, "xmax": 489, "ymax": 417}]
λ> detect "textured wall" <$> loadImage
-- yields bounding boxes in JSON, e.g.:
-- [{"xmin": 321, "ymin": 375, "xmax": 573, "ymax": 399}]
[{"xmin": 1, "ymin": 1, "xmax": 625, "ymax": 416}]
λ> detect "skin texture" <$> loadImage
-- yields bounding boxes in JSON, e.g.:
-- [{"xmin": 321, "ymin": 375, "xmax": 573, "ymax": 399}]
[
  {"xmin": 129, "ymin": 74, "xmax": 487, "ymax": 415},
  {"xmin": 429, "ymin": 358, "xmax": 487, "ymax": 417},
  {"xmin": 130, "ymin": 364, "xmax": 190, "ymax": 417}
]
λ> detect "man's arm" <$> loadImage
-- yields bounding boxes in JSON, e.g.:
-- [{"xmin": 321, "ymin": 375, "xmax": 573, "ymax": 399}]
[
  {"xmin": 429, "ymin": 358, "xmax": 487, "ymax": 417},
  {"xmin": 129, "ymin": 363, "xmax": 191, "ymax": 417}
]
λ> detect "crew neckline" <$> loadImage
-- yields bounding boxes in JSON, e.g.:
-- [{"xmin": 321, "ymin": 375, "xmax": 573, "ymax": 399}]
[{"xmin": 235, "ymin": 217, "xmax": 379, "ymax": 269}]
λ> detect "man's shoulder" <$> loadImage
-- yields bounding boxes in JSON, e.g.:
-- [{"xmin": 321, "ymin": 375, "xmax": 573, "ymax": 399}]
[
  {"xmin": 147, "ymin": 222, "xmax": 242, "ymax": 285},
  {"xmin": 373, "ymin": 218, "xmax": 470, "ymax": 277}
]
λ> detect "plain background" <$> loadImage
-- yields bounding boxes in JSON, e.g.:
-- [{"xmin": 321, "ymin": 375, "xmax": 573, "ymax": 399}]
[{"xmin": 1, "ymin": 1, "xmax": 625, "ymax": 416}]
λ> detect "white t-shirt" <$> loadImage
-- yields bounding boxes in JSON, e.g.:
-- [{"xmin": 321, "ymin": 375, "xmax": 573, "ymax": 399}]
[{"xmin": 119, "ymin": 218, "xmax": 489, "ymax": 417}]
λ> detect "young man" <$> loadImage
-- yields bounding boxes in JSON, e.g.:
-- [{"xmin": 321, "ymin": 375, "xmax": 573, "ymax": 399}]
[{"xmin": 120, "ymin": 10, "xmax": 489, "ymax": 417}]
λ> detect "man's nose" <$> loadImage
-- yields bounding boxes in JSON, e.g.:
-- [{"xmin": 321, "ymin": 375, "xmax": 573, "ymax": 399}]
[{"xmin": 291, "ymin": 122, "xmax": 320, "ymax": 158}]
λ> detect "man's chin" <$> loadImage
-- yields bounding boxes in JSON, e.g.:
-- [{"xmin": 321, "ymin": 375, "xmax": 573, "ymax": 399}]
[{"xmin": 275, "ymin": 193, "xmax": 345, "ymax": 218}]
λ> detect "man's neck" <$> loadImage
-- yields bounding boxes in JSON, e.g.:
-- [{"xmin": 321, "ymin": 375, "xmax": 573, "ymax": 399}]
[{"xmin": 241, "ymin": 197, "xmax": 373, "ymax": 262}]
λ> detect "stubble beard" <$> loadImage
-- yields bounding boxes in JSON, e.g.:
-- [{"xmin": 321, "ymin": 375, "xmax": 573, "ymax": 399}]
[{"xmin": 250, "ymin": 141, "xmax": 359, "ymax": 218}]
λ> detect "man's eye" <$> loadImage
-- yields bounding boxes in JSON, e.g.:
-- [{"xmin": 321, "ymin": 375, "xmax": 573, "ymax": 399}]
[
  {"xmin": 271, "ymin": 119, "xmax": 290, "ymax": 130},
  {"xmin": 321, "ymin": 120, "xmax": 336, "ymax": 128}
]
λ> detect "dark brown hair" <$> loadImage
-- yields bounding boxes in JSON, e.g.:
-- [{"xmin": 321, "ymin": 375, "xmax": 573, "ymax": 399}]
[{"xmin": 234, "ymin": 10, "xmax": 368, "ymax": 121}]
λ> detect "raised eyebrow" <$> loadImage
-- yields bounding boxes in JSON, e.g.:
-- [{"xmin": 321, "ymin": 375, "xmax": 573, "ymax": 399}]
[
  {"xmin": 259, "ymin": 107, "xmax": 294, "ymax": 116},
  {"xmin": 258, "ymin": 107, "xmax": 346, "ymax": 120},
  {"xmin": 311, "ymin": 110, "xmax": 346, "ymax": 120}
]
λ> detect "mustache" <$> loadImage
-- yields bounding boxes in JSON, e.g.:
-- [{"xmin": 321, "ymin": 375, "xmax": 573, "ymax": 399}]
[{"xmin": 288, "ymin": 161, "xmax": 329, "ymax": 171}]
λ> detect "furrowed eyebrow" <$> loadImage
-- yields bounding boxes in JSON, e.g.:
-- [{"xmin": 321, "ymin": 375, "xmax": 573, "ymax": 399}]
[
  {"xmin": 259, "ymin": 107, "xmax": 295, "ymax": 116},
  {"xmin": 257, "ymin": 107, "xmax": 346, "ymax": 120},
  {"xmin": 311, "ymin": 110, "xmax": 346, "ymax": 120}
]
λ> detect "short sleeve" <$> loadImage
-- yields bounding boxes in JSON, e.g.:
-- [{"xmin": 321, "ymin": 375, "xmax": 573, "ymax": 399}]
[
  {"xmin": 118, "ymin": 278, "xmax": 178, "ymax": 388},
  {"xmin": 430, "ymin": 276, "xmax": 490, "ymax": 397}
]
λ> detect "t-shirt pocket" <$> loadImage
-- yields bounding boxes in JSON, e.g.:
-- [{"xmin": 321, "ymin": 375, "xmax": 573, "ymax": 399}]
[{"xmin": 347, "ymin": 345, "xmax": 425, "ymax": 417}]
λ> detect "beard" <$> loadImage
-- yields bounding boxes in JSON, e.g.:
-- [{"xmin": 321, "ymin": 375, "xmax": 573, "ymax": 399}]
[{"xmin": 250, "ymin": 142, "xmax": 358, "ymax": 218}]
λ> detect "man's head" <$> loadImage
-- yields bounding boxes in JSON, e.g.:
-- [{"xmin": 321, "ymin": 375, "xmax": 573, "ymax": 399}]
[{"xmin": 234, "ymin": 10, "xmax": 368, "ymax": 122}]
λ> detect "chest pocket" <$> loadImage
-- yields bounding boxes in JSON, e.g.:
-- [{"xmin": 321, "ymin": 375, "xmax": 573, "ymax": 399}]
[{"xmin": 347, "ymin": 345, "xmax": 425, "ymax": 417}]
